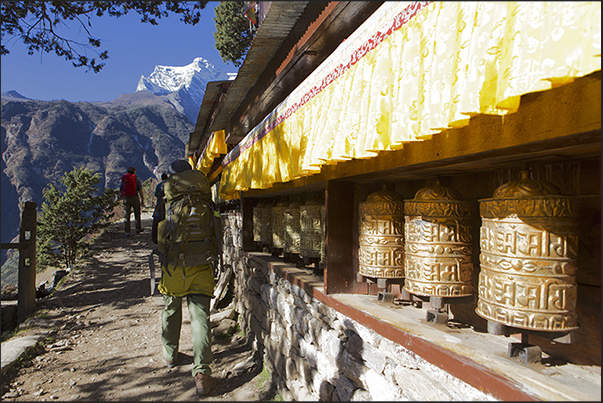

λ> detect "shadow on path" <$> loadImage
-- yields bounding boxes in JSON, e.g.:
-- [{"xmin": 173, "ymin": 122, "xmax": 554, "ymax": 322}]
[{"xmin": 1, "ymin": 214, "xmax": 263, "ymax": 401}]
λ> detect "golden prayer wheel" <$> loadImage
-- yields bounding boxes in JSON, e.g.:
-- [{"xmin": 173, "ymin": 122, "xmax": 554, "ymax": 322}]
[
  {"xmin": 358, "ymin": 186, "xmax": 405, "ymax": 279},
  {"xmin": 260, "ymin": 202, "xmax": 274, "ymax": 247},
  {"xmin": 272, "ymin": 200, "xmax": 287, "ymax": 250},
  {"xmin": 284, "ymin": 200, "xmax": 301, "ymax": 255},
  {"xmin": 300, "ymin": 197, "xmax": 325, "ymax": 260},
  {"xmin": 477, "ymin": 170, "xmax": 580, "ymax": 332},
  {"xmin": 404, "ymin": 180, "xmax": 473, "ymax": 297},
  {"xmin": 253, "ymin": 202, "xmax": 265, "ymax": 243}
]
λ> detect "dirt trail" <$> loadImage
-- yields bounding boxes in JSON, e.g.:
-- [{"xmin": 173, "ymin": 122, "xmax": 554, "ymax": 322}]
[{"xmin": 1, "ymin": 213, "xmax": 273, "ymax": 401}]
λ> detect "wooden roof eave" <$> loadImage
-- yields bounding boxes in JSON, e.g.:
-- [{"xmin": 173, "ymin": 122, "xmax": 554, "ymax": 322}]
[
  {"xmin": 208, "ymin": 1, "xmax": 311, "ymax": 140},
  {"xmin": 187, "ymin": 80, "xmax": 232, "ymax": 158},
  {"xmin": 208, "ymin": 1, "xmax": 383, "ymax": 145}
]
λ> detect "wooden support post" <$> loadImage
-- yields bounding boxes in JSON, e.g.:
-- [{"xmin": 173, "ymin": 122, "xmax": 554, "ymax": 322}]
[
  {"xmin": 325, "ymin": 180, "xmax": 355, "ymax": 294},
  {"xmin": 241, "ymin": 195, "xmax": 256, "ymax": 252},
  {"xmin": 17, "ymin": 201, "xmax": 37, "ymax": 325}
]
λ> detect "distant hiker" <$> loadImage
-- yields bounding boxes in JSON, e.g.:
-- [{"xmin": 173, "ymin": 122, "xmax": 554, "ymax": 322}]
[
  {"xmin": 155, "ymin": 159, "xmax": 221, "ymax": 396},
  {"xmin": 120, "ymin": 166, "xmax": 145, "ymax": 235},
  {"xmin": 151, "ymin": 173, "xmax": 168, "ymax": 244},
  {"xmin": 155, "ymin": 172, "xmax": 168, "ymax": 200}
]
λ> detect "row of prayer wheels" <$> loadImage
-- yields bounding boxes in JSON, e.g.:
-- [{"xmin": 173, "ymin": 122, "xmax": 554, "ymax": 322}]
[
  {"xmin": 253, "ymin": 195, "xmax": 325, "ymax": 265},
  {"xmin": 253, "ymin": 169, "xmax": 579, "ymax": 334},
  {"xmin": 358, "ymin": 170, "xmax": 579, "ymax": 333}
]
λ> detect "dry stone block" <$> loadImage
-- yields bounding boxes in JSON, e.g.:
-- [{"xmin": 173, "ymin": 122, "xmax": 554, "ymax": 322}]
[
  {"xmin": 317, "ymin": 380, "xmax": 335, "ymax": 401},
  {"xmin": 338, "ymin": 350, "xmax": 365, "ymax": 388},
  {"xmin": 210, "ymin": 308, "xmax": 235, "ymax": 326},
  {"xmin": 293, "ymin": 308, "xmax": 310, "ymax": 336},
  {"xmin": 298, "ymin": 337, "xmax": 318, "ymax": 367},
  {"xmin": 360, "ymin": 342, "xmax": 387, "ymax": 374},
  {"xmin": 350, "ymin": 388, "xmax": 372, "ymax": 401},
  {"xmin": 248, "ymin": 276, "xmax": 262, "ymax": 293},
  {"xmin": 333, "ymin": 374, "xmax": 357, "ymax": 401},
  {"xmin": 378, "ymin": 337, "xmax": 421, "ymax": 369},
  {"xmin": 318, "ymin": 328, "xmax": 343, "ymax": 360},
  {"xmin": 307, "ymin": 317, "xmax": 322, "ymax": 344},
  {"xmin": 285, "ymin": 355, "xmax": 299, "ymax": 382},
  {"xmin": 346, "ymin": 332, "xmax": 364, "ymax": 357},
  {"xmin": 362, "ymin": 367, "xmax": 403, "ymax": 400},
  {"xmin": 212, "ymin": 318, "xmax": 237, "ymax": 338}
]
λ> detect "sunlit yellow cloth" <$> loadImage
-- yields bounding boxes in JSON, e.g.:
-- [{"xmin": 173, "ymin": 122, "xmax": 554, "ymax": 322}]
[
  {"xmin": 219, "ymin": 1, "xmax": 601, "ymax": 199},
  {"xmin": 197, "ymin": 130, "xmax": 227, "ymax": 174}
]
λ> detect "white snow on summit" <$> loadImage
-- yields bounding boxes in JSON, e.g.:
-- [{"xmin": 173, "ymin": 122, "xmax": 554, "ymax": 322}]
[{"xmin": 136, "ymin": 57, "xmax": 234, "ymax": 107}]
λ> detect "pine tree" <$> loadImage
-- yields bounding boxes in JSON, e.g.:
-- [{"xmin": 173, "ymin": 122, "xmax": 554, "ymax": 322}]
[
  {"xmin": 37, "ymin": 167, "xmax": 119, "ymax": 270},
  {"xmin": 213, "ymin": 1, "xmax": 253, "ymax": 67}
]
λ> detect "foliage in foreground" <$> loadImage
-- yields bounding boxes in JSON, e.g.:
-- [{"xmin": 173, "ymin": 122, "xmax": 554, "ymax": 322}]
[
  {"xmin": 0, "ymin": 1, "xmax": 208, "ymax": 72},
  {"xmin": 37, "ymin": 167, "xmax": 119, "ymax": 269}
]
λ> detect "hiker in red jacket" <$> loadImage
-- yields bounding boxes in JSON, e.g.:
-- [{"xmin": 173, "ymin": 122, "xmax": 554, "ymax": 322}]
[{"xmin": 120, "ymin": 166, "xmax": 145, "ymax": 236}]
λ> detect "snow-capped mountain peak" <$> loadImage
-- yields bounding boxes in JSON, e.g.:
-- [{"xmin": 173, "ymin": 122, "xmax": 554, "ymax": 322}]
[{"xmin": 135, "ymin": 57, "xmax": 236, "ymax": 122}]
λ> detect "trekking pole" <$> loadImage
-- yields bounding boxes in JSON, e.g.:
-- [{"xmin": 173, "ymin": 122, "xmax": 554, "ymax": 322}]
[{"xmin": 149, "ymin": 248, "xmax": 159, "ymax": 296}]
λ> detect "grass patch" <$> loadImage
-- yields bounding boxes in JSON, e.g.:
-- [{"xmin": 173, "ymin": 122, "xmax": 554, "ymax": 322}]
[
  {"xmin": 0, "ymin": 309, "xmax": 52, "ymax": 342},
  {"xmin": 257, "ymin": 362, "xmax": 271, "ymax": 389},
  {"xmin": 235, "ymin": 321, "xmax": 245, "ymax": 338},
  {"xmin": 1, "ymin": 328, "xmax": 17, "ymax": 343},
  {"xmin": 270, "ymin": 393, "xmax": 284, "ymax": 401},
  {"xmin": 256, "ymin": 360, "xmax": 284, "ymax": 401}
]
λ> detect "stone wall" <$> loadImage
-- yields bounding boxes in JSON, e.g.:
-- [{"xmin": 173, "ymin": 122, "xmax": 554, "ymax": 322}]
[{"xmin": 221, "ymin": 210, "xmax": 495, "ymax": 401}]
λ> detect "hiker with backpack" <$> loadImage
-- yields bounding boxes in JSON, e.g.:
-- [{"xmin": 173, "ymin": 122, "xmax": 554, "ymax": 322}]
[
  {"xmin": 151, "ymin": 173, "xmax": 168, "ymax": 245},
  {"xmin": 120, "ymin": 166, "xmax": 145, "ymax": 236},
  {"xmin": 152, "ymin": 159, "xmax": 221, "ymax": 396}
]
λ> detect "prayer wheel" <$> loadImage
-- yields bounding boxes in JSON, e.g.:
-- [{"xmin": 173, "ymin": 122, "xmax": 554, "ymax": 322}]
[
  {"xmin": 272, "ymin": 200, "xmax": 287, "ymax": 250},
  {"xmin": 300, "ymin": 197, "xmax": 325, "ymax": 260},
  {"xmin": 358, "ymin": 186, "xmax": 405, "ymax": 279},
  {"xmin": 260, "ymin": 202, "xmax": 274, "ymax": 247},
  {"xmin": 253, "ymin": 202, "xmax": 265, "ymax": 243},
  {"xmin": 284, "ymin": 200, "xmax": 301, "ymax": 255},
  {"xmin": 404, "ymin": 180, "xmax": 473, "ymax": 297},
  {"xmin": 477, "ymin": 170, "xmax": 579, "ymax": 332}
]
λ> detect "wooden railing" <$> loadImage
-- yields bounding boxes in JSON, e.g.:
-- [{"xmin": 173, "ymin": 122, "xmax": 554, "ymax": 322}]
[{"xmin": 1, "ymin": 201, "xmax": 37, "ymax": 325}]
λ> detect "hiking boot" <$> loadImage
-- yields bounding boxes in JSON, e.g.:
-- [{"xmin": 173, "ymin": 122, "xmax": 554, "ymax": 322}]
[{"xmin": 194, "ymin": 373, "xmax": 215, "ymax": 396}]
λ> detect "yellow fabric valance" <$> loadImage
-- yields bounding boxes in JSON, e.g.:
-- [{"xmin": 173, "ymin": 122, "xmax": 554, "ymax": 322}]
[
  {"xmin": 219, "ymin": 1, "xmax": 601, "ymax": 200},
  {"xmin": 195, "ymin": 130, "xmax": 227, "ymax": 175}
]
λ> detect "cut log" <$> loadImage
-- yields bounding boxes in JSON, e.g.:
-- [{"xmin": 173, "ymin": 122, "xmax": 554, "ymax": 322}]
[{"xmin": 210, "ymin": 264, "xmax": 233, "ymax": 313}]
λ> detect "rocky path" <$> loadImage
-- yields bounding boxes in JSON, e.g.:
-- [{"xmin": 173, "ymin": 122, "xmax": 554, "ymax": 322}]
[{"xmin": 1, "ymin": 213, "xmax": 272, "ymax": 401}]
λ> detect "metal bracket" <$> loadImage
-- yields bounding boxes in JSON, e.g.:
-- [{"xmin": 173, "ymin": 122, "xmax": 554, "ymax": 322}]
[
  {"xmin": 426, "ymin": 309, "xmax": 448, "ymax": 326},
  {"xmin": 377, "ymin": 291, "xmax": 395, "ymax": 304},
  {"xmin": 509, "ymin": 342, "xmax": 542, "ymax": 364},
  {"xmin": 313, "ymin": 261, "xmax": 324, "ymax": 277}
]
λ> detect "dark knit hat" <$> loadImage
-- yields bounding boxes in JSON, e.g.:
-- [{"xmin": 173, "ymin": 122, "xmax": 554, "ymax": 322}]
[{"xmin": 167, "ymin": 159, "xmax": 192, "ymax": 175}]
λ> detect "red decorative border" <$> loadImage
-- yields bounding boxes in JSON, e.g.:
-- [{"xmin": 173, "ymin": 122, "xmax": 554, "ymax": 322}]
[{"xmin": 223, "ymin": 1, "xmax": 432, "ymax": 167}]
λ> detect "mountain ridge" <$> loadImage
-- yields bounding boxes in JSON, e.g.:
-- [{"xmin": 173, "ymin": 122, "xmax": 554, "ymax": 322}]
[
  {"xmin": 1, "ymin": 96, "xmax": 193, "ymax": 287},
  {"xmin": 135, "ymin": 56, "xmax": 235, "ymax": 123},
  {"xmin": 1, "ymin": 56, "xmax": 234, "ymax": 288}
]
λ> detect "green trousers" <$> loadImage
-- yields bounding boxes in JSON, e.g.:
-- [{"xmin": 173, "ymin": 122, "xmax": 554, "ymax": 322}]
[{"xmin": 161, "ymin": 294, "xmax": 212, "ymax": 376}]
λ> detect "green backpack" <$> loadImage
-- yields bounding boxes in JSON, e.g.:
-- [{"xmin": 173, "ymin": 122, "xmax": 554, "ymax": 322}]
[{"xmin": 157, "ymin": 169, "xmax": 221, "ymax": 275}]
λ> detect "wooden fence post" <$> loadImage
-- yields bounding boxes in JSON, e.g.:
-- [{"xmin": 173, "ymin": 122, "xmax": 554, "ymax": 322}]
[{"xmin": 17, "ymin": 201, "xmax": 37, "ymax": 325}]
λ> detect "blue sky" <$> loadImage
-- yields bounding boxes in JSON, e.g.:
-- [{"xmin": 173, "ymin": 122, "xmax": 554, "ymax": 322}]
[{"xmin": 0, "ymin": 1, "xmax": 238, "ymax": 103}]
